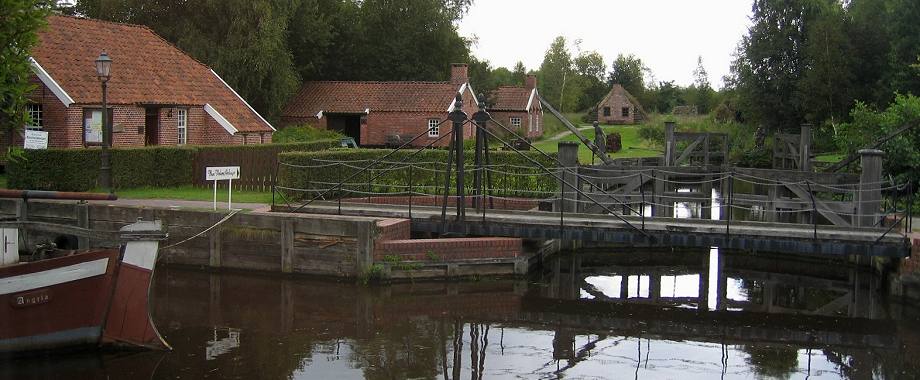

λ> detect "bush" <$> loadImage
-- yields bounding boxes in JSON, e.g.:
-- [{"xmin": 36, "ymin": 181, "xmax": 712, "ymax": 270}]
[
  {"xmin": 271, "ymin": 124, "xmax": 343, "ymax": 143},
  {"xmin": 7, "ymin": 140, "xmax": 339, "ymax": 191},
  {"xmin": 835, "ymin": 94, "xmax": 920, "ymax": 185},
  {"xmin": 8, "ymin": 146, "xmax": 196, "ymax": 191},
  {"xmin": 277, "ymin": 148, "xmax": 559, "ymax": 200}
]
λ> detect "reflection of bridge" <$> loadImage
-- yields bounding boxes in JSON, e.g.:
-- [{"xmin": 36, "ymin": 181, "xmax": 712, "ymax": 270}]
[
  {"xmin": 155, "ymin": 261, "xmax": 900, "ymax": 356},
  {"xmin": 531, "ymin": 250, "xmax": 891, "ymax": 349},
  {"xmin": 275, "ymin": 98, "xmax": 912, "ymax": 258}
]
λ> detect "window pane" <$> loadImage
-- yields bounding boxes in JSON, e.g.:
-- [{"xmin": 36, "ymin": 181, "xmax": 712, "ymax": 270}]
[{"xmin": 84, "ymin": 110, "xmax": 103, "ymax": 143}]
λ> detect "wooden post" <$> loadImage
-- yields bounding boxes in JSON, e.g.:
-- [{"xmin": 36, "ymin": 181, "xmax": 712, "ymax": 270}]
[
  {"xmin": 558, "ymin": 142, "xmax": 579, "ymax": 213},
  {"xmin": 653, "ymin": 170, "xmax": 670, "ymax": 217},
  {"xmin": 857, "ymin": 149, "xmax": 884, "ymax": 227},
  {"xmin": 76, "ymin": 202, "xmax": 90, "ymax": 249},
  {"xmin": 209, "ymin": 213, "xmax": 222, "ymax": 268},
  {"xmin": 664, "ymin": 121, "xmax": 676, "ymax": 166},
  {"xmin": 280, "ymin": 219, "xmax": 294, "ymax": 273},
  {"xmin": 765, "ymin": 183, "xmax": 778, "ymax": 222},
  {"xmin": 355, "ymin": 220, "xmax": 375, "ymax": 276},
  {"xmin": 799, "ymin": 124, "xmax": 813, "ymax": 172}
]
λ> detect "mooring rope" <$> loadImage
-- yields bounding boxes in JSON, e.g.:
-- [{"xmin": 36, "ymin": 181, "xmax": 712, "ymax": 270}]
[{"xmin": 159, "ymin": 209, "xmax": 242, "ymax": 251}]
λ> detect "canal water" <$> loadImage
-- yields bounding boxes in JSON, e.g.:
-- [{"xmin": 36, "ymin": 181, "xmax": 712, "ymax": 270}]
[{"xmin": 3, "ymin": 247, "xmax": 919, "ymax": 380}]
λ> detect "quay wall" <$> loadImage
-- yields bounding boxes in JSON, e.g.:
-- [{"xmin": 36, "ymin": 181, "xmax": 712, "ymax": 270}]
[{"xmin": 0, "ymin": 199, "xmax": 376, "ymax": 278}]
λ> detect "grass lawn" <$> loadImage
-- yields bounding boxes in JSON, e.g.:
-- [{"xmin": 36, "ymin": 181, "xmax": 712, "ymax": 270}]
[
  {"xmin": 815, "ymin": 153, "xmax": 845, "ymax": 163},
  {"xmin": 533, "ymin": 124, "xmax": 661, "ymax": 164},
  {"xmin": 109, "ymin": 186, "xmax": 273, "ymax": 204}
]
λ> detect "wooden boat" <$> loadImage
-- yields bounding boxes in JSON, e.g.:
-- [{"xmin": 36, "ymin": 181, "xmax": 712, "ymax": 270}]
[{"xmin": 0, "ymin": 190, "xmax": 170, "ymax": 353}]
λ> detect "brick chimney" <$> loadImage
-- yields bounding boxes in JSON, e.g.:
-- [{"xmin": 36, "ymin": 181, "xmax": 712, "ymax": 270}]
[
  {"xmin": 525, "ymin": 74, "xmax": 537, "ymax": 90},
  {"xmin": 450, "ymin": 63, "xmax": 468, "ymax": 85}
]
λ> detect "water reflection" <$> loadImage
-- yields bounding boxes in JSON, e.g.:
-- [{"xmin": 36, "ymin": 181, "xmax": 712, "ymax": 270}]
[{"xmin": 2, "ymin": 250, "xmax": 918, "ymax": 379}]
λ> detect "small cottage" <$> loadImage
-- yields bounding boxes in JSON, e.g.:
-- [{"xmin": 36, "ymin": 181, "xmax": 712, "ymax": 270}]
[
  {"xmin": 280, "ymin": 64, "xmax": 478, "ymax": 147},
  {"xmin": 487, "ymin": 74, "xmax": 543, "ymax": 139},
  {"xmin": 596, "ymin": 84, "xmax": 646, "ymax": 125},
  {"xmin": 12, "ymin": 15, "xmax": 274, "ymax": 150}
]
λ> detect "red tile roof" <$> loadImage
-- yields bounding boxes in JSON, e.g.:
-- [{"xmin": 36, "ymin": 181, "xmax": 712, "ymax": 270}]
[
  {"xmin": 282, "ymin": 81, "xmax": 464, "ymax": 117},
  {"xmin": 488, "ymin": 86, "xmax": 536, "ymax": 112},
  {"xmin": 30, "ymin": 15, "xmax": 272, "ymax": 133}
]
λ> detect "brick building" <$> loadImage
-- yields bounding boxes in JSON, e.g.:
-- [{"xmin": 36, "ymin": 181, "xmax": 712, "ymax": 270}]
[
  {"xmin": 12, "ymin": 15, "xmax": 273, "ymax": 149},
  {"xmin": 596, "ymin": 84, "xmax": 646, "ymax": 125},
  {"xmin": 280, "ymin": 64, "xmax": 478, "ymax": 147},
  {"xmin": 487, "ymin": 74, "xmax": 543, "ymax": 139}
]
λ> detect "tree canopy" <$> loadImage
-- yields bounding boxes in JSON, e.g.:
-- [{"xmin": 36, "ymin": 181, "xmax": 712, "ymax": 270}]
[
  {"xmin": 0, "ymin": 0, "xmax": 51, "ymax": 135},
  {"xmin": 75, "ymin": 0, "xmax": 474, "ymax": 121}
]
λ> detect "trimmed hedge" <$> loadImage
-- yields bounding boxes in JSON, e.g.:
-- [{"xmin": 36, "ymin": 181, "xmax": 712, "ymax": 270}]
[
  {"xmin": 8, "ymin": 146, "xmax": 196, "ymax": 191},
  {"xmin": 7, "ymin": 139, "xmax": 339, "ymax": 192},
  {"xmin": 277, "ymin": 148, "xmax": 560, "ymax": 200}
]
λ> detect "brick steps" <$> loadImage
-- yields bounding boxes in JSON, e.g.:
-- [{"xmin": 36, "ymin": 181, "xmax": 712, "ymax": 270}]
[{"xmin": 374, "ymin": 218, "xmax": 522, "ymax": 262}]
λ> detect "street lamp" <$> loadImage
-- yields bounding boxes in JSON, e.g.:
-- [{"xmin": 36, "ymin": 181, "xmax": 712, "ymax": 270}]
[{"xmin": 95, "ymin": 52, "xmax": 112, "ymax": 193}]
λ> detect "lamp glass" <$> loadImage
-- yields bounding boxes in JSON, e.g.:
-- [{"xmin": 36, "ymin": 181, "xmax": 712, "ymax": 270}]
[{"xmin": 95, "ymin": 52, "xmax": 112, "ymax": 80}]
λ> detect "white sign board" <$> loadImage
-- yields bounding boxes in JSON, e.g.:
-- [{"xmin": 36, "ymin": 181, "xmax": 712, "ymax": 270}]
[
  {"xmin": 206, "ymin": 166, "xmax": 241, "ymax": 181},
  {"xmin": 23, "ymin": 130, "xmax": 48, "ymax": 150},
  {"xmin": 206, "ymin": 166, "xmax": 241, "ymax": 210}
]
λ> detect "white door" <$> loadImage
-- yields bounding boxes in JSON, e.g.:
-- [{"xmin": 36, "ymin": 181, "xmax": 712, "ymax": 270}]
[{"xmin": 1, "ymin": 228, "xmax": 19, "ymax": 265}]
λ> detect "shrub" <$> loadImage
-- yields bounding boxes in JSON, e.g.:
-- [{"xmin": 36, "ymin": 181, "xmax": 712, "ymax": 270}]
[
  {"xmin": 7, "ymin": 140, "xmax": 339, "ymax": 191},
  {"xmin": 835, "ymin": 94, "xmax": 920, "ymax": 185},
  {"xmin": 8, "ymin": 146, "xmax": 195, "ymax": 191},
  {"xmin": 277, "ymin": 148, "xmax": 558, "ymax": 200}
]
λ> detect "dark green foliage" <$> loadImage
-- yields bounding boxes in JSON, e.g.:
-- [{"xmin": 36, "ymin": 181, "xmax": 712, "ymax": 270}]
[
  {"xmin": 727, "ymin": 0, "xmax": 920, "ymax": 131},
  {"xmin": 608, "ymin": 54, "xmax": 647, "ymax": 98},
  {"xmin": 74, "ymin": 0, "xmax": 474, "ymax": 122},
  {"xmin": 272, "ymin": 124, "xmax": 343, "ymax": 143},
  {"xmin": 835, "ymin": 94, "xmax": 920, "ymax": 184},
  {"xmin": 8, "ymin": 146, "xmax": 195, "ymax": 191},
  {"xmin": 7, "ymin": 140, "xmax": 338, "ymax": 191},
  {"xmin": 0, "ymin": 0, "xmax": 52, "ymax": 141},
  {"xmin": 277, "ymin": 148, "xmax": 559, "ymax": 200}
]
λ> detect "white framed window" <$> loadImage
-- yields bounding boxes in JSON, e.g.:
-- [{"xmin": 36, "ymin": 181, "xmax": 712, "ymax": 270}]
[
  {"xmin": 428, "ymin": 118, "xmax": 439, "ymax": 137},
  {"xmin": 26, "ymin": 104, "xmax": 43, "ymax": 131},
  {"xmin": 177, "ymin": 108, "xmax": 187, "ymax": 145},
  {"xmin": 510, "ymin": 117, "xmax": 522, "ymax": 130}
]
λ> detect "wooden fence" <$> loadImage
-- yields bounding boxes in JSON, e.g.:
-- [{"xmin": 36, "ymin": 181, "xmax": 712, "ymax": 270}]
[{"xmin": 192, "ymin": 141, "xmax": 339, "ymax": 191}]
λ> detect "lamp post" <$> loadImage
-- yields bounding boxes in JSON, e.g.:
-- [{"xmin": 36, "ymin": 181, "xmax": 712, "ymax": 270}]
[{"xmin": 95, "ymin": 52, "xmax": 112, "ymax": 193}]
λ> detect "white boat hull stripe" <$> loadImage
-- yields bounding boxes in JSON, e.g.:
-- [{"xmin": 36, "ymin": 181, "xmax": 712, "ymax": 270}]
[{"xmin": 0, "ymin": 258, "xmax": 109, "ymax": 295}]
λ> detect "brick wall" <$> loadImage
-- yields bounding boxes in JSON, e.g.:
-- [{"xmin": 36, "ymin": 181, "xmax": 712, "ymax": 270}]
[
  {"xmin": 16, "ymin": 79, "xmax": 269, "ymax": 149},
  {"xmin": 899, "ymin": 233, "xmax": 920, "ymax": 275},
  {"xmin": 376, "ymin": 218, "xmax": 411, "ymax": 242},
  {"xmin": 280, "ymin": 86, "xmax": 479, "ymax": 148},
  {"xmin": 598, "ymin": 91, "xmax": 636, "ymax": 125},
  {"xmin": 487, "ymin": 110, "xmax": 544, "ymax": 139},
  {"xmin": 347, "ymin": 195, "xmax": 539, "ymax": 211},
  {"xmin": 375, "ymin": 237, "xmax": 522, "ymax": 261}
]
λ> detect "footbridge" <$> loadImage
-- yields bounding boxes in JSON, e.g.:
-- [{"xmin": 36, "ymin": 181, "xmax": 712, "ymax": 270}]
[{"xmin": 273, "ymin": 94, "xmax": 913, "ymax": 258}]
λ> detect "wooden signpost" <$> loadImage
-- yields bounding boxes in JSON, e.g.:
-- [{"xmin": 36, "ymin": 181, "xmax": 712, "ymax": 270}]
[{"xmin": 206, "ymin": 166, "xmax": 241, "ymax": 210}]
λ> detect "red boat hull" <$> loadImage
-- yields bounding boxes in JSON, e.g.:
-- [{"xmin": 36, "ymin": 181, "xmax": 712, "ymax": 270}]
[{"xmin": 0, "ymin": 240, "xmax": 169, "ymax": 353}]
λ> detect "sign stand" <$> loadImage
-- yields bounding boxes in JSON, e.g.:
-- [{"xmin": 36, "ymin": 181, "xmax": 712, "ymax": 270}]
[{"xmin": 206, "ymin": 166, "xmax": 241, "ymax": 211}]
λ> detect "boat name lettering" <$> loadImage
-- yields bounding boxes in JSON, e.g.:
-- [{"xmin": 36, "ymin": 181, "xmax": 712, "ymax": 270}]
[{"xmin": 11, "ymin": 289, "xmax": 52, "ymax": 308}]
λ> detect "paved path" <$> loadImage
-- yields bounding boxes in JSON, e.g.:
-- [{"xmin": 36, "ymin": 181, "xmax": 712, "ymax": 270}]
[
  {"xmin": 86, "ymin": 198, "xmax": 271, "ymax": 212},
  {"xmin": 546, "ymin": 125, "xmax": 593, "ymax": 141}
]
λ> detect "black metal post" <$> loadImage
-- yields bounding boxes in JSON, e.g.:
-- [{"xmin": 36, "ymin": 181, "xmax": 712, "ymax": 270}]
[
  {"xmin": 640, "ymin": 172, "xmax": 646, "ymax": 230},
  {"xmin": 806, "ymin": 181, "xmax": 817, "ymax": 240},
  {"xmin": 725, "ymin": 172, "xmax": 733, "ymax": 238},
  {"xmin": 408, "ymin": 164, "xmax": 413, "ymax": 219},
  {"xmin": 440, "ymin": 131, "xmax": 455, "ymax": 234},
  {"xmin": 337, "ymin": 163, "xmax": 342, "ymax": 215},
  {"xmin": 99, "ymin": 80, "xmax": 112, "ymax": 193},
  {"xmin": 448, "ymin": 95, "xmax": 468, "ymax": 222}
]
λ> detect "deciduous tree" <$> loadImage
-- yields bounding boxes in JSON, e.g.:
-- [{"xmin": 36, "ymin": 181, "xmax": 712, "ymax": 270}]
[{"xmin": 0, "ymin": 0, "xmax": 51, "ymax": 143}]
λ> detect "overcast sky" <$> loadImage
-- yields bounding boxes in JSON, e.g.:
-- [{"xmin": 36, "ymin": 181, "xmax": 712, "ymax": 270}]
[{"xmin": 457, "ymin": 0, "xmax": 753, "ymax": 89}]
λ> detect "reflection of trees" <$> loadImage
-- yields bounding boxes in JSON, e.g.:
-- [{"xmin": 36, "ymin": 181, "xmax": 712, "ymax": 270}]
[
  {"xmin": 349, "ymin": 318, "xmax": 444, "ymax": 380},
  {"xmin": 741, "ymin": 344, "xmax": 798, "ymax": 380}
]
